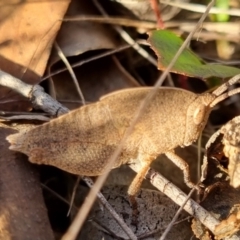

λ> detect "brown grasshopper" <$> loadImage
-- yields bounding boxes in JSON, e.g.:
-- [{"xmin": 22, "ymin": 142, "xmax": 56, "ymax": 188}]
[{"xmin": 6, "ymin": 74, "xmax": 240, "ymax": 197}]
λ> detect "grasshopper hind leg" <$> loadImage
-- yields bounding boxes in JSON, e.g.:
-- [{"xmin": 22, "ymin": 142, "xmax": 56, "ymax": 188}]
[{"xmin": 127, "ymin": 155, "xmax": 154, "ymax": 225}]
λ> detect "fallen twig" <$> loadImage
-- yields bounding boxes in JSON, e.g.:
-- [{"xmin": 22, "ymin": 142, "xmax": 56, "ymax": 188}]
[{"xmin": 0, "ymin": 70, "xmax": 69, "ymax": 116}]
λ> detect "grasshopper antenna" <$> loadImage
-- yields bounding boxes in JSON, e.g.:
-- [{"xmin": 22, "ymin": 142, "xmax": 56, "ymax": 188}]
[{"xmin": 210, "ymin": 74, "xmax": 240, "ymax": 107}]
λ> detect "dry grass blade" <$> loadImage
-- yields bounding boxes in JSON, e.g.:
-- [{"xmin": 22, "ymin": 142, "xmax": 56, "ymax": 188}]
[
  {"xmin": 42, "ymin": 44, "xmax": 132, "ymax": 80},
  {"xmin": 63, "ymin": 15, "xmax": 157, "ymax": 29},
  {"xmin": 67, "ymin": 176, "xmax": 81, "ymax": 217},
  {"xmin": 161, "ymin": 1, "xmax": 240, "ymax": 17},
  {"xmin": 160, "ymin": 188, "xmax": 196, "ymax": 240},
  {"xmin": 93, "ymin": 0, "xmax": 158, "ymax": 67},
  {"xmin": 54, "ymin": 42, "xmax": 86, "ymax": 105}
]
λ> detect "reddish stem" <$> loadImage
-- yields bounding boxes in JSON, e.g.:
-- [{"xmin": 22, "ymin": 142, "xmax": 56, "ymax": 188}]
[{"xmin": 150, "ymin": 0, "xmax": 165, "ymax": 29}]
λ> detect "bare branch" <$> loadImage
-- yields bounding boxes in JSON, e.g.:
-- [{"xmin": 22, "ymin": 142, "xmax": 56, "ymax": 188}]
[
  {"xmin": 131, "ymin": 165, "xmax": 240, "ymax": 239},
  {"xmin": 0, "ymin": 70, "xmax": 69, "ymax": 116}
]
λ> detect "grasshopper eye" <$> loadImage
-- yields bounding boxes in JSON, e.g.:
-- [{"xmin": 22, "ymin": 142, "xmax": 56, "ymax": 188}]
[{"xmin": 193, "ymin": 105, "xmax": 206, "ymax": 125}]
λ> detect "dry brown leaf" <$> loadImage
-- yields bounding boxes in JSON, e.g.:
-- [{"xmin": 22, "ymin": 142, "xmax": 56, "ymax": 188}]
[
  {"xmin": 203, "ymin": 115, "xmax": 240, "ymax": 188},
  {"xmin": 187, "ymin": 115, "xmax": 240, "ymax": 239},
  {"xmin": 215, "ymin": 205, "xmax": 240, "ymax": 240},
  {"xmin": 191, "ymin": 219, "xmax": 212, "ymax": 240},
  {"xmin": 0, "ymin": 0, "xmax": 70, "ymax": 111},
  {"xmin": 221, "ymin": 116, "xmax": 240, "ymax": 188},
  {"xmin": 49, "ymin": 0, "xmax": 117, "ymax": 66},
  {"xmin": 0, "ymin": 123, "xmax": 54, "ymax": 239},
  {"xmin": 192, "ymin": 184, "xmax": 240, "ymax": 239}
]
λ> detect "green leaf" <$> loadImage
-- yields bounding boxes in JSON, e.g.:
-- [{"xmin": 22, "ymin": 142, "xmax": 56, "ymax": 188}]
[
  {"xmin": 148, "ymin": 30, "xmax": 240, "ymax": 79},
  {"xmin": 215, "ymin": 0, "xmax": 229, "ymax": 22}
]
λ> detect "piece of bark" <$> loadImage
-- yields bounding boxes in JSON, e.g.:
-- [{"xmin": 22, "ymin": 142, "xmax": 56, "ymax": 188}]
[{"xmin": 0, "ymin": 123, "xmax": 54, "ymax": 240}]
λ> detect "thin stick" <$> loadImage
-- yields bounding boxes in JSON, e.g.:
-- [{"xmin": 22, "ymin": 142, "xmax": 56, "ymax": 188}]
[
  {"xmin": 150, "ymin": 0, "xmax": 165, "ymax": 29},
  {"xmin": 63, "ymin": 15, "xmax": 157, "ymax": 29},
  {"xmin": 146, "ymin": 168, "xmax": 220, "ymax": 233},
  {"xmin": 111, "ymin": 56, "xmax": 140, "ymax": 86},
  {"xmin": 62, "ymin": 17, "xmax": 240, "ymax": 40},
  {"xmin": 42, "ymin": 44, "xmax": 132, "ymax": 80},
  {"xmin": 161, "ymin": 1, "xmax": 240, "ymax": 17},
  {"xmin": 55, "ymin": 39, "xmax": 88, "ymax": 218},
  {"xmin": 93, "ymin": 0, "xmax": 158, "ymax": 67},
  {"xmin": 159, "ymin": 187, "xmax": 195, "ymax": 240},
  {"xmin": 67, "ymin": 176, "xmax": 81, "ymax": 217},
  {"xmin": 0, "ymin": 70, "xmax": 68, "ymax": 116},
  {"xmin": 82, "ymin": 177, "xmax": 138, "ymax": 240},
  {"xmin": 54, "ymin": 42, "xmax": 86, "ymax": 105},
  {"xmin": 144, "ymin": 168, "xmax": 240, "ymax": 239}
]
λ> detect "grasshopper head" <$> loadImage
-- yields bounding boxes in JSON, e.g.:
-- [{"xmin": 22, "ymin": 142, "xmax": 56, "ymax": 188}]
[{"xmin": 184, "ymin": 93, "xmax": 216, "ymax": 146}]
